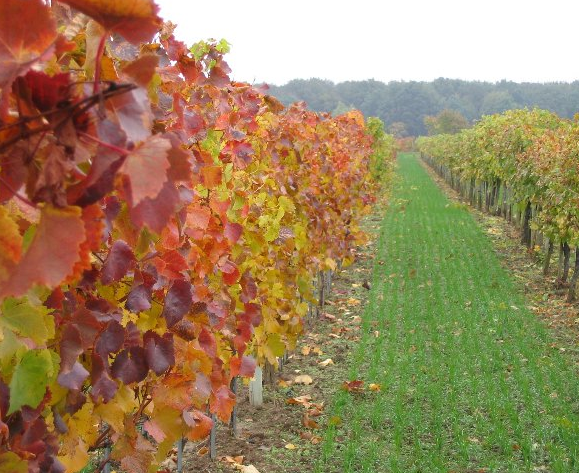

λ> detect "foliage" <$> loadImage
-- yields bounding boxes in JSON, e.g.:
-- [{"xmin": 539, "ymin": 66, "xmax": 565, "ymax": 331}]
[
  {"xmin": 416, "ymin": 108, "xmax": 579, "ymax": 245},
  {"xmin": 269, "ymin": 77, "xmax": 579, "ymax": 136},
  {"xmin": 423, "ymin": 109, "xmax": 469, "ymax": 135},
  {"xmin": 0, "ymin": 1, "xmax": 386, "ymax": 471}
]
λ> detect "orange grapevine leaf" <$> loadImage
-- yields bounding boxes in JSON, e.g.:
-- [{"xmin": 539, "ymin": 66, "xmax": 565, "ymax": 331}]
[
  {"xmin": 0, "ymin": 205, "xmax": 85, "ymax": 298},
  {"xmin": 183, "ymin": 409, "xmax": 213, "ymax": 441},
  {"xmin": 59, "ymin": 0, "xmax": 162, "ymax": 45},
  {"xmin": 0, "ymin": 0, "xmax": 57, "ymax": 99},
  {"xmin": 0, "ymin": 206, "xmax": 22, "ymax": 284},
  {"xmin": 210, "ymin": 386, "xmax": 236, "ymax": 423}
]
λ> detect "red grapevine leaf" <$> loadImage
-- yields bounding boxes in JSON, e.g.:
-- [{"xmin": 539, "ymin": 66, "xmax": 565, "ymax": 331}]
[
  {"xmin": 186, "ymin": 206, "xmax": 211, "ymax": 231},
  {"xmin": 107, "ymin": 88, "xmax": 151, "ymax": 144},
  {"xmin": 95, "ymin": 320, "xmax": 125, "ymax": 359},
  {"xmin": 129, "ymin": 181, "xmax": 180, "ymax": 233},
  {"xmin": 111, "ymin": 346, "xmax": 148, "ymax": 384},
  {"xmin": 0, "ymin": 0, "xmax": 57, "ymax": 100},
  {"xmin": 230, "ymin": 355, "xmax": 256, "ymax": 378},
  {"xmin": 143, "ymin": 331, "xmax": 174, "ymax": 375},
  {"xmin": 100, "ymin": 240, "xmax": 135, "ymax": 284},
  {"xmin": 122, "ymin": 135, "xmax": 171, "ymax": 206},
  {"xmin": 198, "ymin": 327, "xmax": 216, "ymax": 357},
  {"xmin": 91, "ymin": 353, "xmax": 118, "ymax": 402},
  {"xmin": 161, "ymin": 279, "xmax": 193, "ymax": 328},
  {"xmin": 126, "ymin": 284, "xmax": 152, "ymax": 312},
  {"xmin": 240, "ymin": 272, "xmax": 257, "ymax": 303},
  {"xmin": 0, "ymin": 205, "xmax": 85, "ymax": 298},
  {"xmin": 210, "ymin": 386, "xmax": 236, "ymax": 423},
  {"xmin": 219, "ymin": 259, "xmax": 240, "ymax": 285},
  {"xmin": 224, "ymin": 222, "xmax": 243, "ymax": 244},
  {"xmin": 57, "ymin": 361, "xmax": 89, "ymax": 391},
  {"xmin": 221, "ymin": 141, "xmax": 254, "ymax": 169},
  {"xmin": 58, "ymin": 0, "xmax": 162, "ymax": 45},
  {"xmin": 59, "ymin": 325, "xmax": 83, "ymax": 374},
  {"xmin": 24, "ymin": 70, "xmax": 70, "ymax": 113}
]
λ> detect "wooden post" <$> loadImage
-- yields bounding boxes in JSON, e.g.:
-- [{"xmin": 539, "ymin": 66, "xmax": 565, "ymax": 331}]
[{"xmin": 209, "ymin": 413, "xmax": 217, "ymax": 460}]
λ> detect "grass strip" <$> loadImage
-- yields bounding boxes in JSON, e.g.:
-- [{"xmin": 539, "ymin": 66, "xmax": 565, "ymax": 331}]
[{"xmin": 315, "ymin": 152, "xmax": 579, "ymax": 473}]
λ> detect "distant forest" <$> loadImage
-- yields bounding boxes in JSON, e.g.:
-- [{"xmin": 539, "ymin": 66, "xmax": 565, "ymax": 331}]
[{"xmin": 267, "ymin": 78, "xmax": 579, "ymax": 136}]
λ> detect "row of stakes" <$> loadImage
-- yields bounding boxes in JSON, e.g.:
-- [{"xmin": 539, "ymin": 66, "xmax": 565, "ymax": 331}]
[{"xmin": 99, "ymin": 269, "xmax": 335, "ymax": 472}]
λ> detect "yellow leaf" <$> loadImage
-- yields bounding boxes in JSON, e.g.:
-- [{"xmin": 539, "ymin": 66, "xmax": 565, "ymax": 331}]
[
  {"xmin": 294, "ymin": 374, "xmax": 313, "ymax": 385},
  {"xmin": 324, "ymin": 257, "xmax": 337, "ymax": 271},
  {"xmin": 285, "ymin": 443, "xmax": 297, "ymax": 450},
  {"xmin": 369, "ymin": 383, "xmax": 382, "ymax": 392},
  {"xmin": 319, "ymin": 358, "xmax": 334, "ymax": 367}
]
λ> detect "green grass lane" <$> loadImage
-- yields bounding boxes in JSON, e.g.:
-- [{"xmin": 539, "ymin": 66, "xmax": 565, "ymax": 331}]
[{"xmin": 316, "ymin": 152, "xmax": 579, "ymax": 472}]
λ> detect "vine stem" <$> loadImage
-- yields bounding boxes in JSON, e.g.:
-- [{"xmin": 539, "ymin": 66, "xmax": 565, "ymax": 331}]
[
  {"xmin": 79, "ymin": 131, "xmax": 129, "ymax": 156},
  {"xmin": 93, "ymin": 33, "xmax": 108, "ymax": 95}
]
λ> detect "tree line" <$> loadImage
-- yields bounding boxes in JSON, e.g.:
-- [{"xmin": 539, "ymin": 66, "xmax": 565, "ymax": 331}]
[{"xmin": 268, "ymin": 78, "xmax": 579, "ymax": 136}]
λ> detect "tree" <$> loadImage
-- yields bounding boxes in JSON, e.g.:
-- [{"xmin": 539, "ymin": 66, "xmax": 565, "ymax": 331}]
[{"xmin": 423, "ymin": 109, "xmax": 470, "ymax": 135}]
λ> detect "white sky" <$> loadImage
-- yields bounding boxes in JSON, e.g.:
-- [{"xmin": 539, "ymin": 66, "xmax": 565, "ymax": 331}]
[{"xmin": 155, "ymin": 0, "xmax": 579, "ymax": 86}]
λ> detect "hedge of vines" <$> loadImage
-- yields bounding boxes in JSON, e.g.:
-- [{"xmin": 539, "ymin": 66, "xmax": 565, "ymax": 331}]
[
  {"xmin": 416, "ymin": 108, "xmax": 579, "ymax": 300},
  {"xmin": 0, "ymin": 1, "xmax": 396, "ymax": 471}
]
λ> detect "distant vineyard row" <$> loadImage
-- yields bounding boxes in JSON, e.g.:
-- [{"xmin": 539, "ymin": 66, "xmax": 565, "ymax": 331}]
[
  {"xmin": 0, "ymin": 0, "xmax": 395, "ymax": 471},
  {"xmin": 417, "ymin": 109, "xmax": 579, "ymax": 300}
]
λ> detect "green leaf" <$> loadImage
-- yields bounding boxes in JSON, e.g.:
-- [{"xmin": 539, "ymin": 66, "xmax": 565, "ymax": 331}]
[
  {"xmin": 216, "ymin": 39, "xmax": 230, "ymax": 54},
  {"xmin": 0, "ymin": 297, "xmax": 54, "ymax": 344},
  {"xmin": 0, "ymin": 452, "xmax": 27, "ymax": 473},
  {"xmin": 8, "ymin": 349, "xmax": 55, "ymax": 414}
]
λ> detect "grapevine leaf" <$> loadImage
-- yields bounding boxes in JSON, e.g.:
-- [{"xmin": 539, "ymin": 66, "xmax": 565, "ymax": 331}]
[
  {"xmin": 0, "ymin": 452, "xmax": 27, "ymax": 473},
  {"xmin": 121, "ymin": 53, "xmax": 159, "ymax": 87},
  {"xmin": 95, "ymin": 320, "xmax": 125, "ymax": 358},
  {"xmin": 0, "ymin": 205, "xmax": 85, "ymax": 298},
  {"xmin": 90, "ymin": 353, "xmax": 118, "ymax": 402},
  {"xmin": 183, "ymin": 409, "xmax": 213, "ymax": 441},
  {"xmin": 239, "ymin": 272, "xmax": 257, "ymax": 303},
  {"xmin": 100, "ymin": 240, "xmax": 135, "ymax": 284},
  {"xmin": 8, "ymin": 349, "xmax": 54, "ymax": 414},
  {"xmin": 122, "ymin": 135, "xmax": 171, "ymax": 205},
  {"xmin": 58, "ymin": 0, "xmax": 162, "ymax": 45},
  {"xmin": 111, "ymin": 346, "xmax": 148, "ymax": 384},
  {"xmin": 230, "ymin": 355, "xmax": 256, "ymax": 378},
  {"xmin": 57, "ymin": 325, "xmax": 89, "ymax": 390},
  {"xmin": 209, "ymin": 386, "xmax": 236, "ymax": 423},
  {"xmin": 143, "ymin": 331, "xmax": 174, "ymax": 375},
  {"xmin": 161, "ymin": 280, "xmax": 193, "ymax": 328},
  {"xmin": 201, "ymin": 166, "xmax": 222, "ymax": 189},
  {"xmin": 0, "ymin": 0, "xmax": 57, "ymax": 102},
  {"xmin": 0, "ymin": 207, "xmax": 22, "ymax": 283},
  {"xmin": 126, "ymin": 284, "xmax": 152, "ymax": 312},
  {"xmin": 224, "ymin": 222, "xmax": 243, "ymax": 244},
  {"xmin": 0, "ymin": 298, "xmax": 54, "ymax": 345},
  {"xmin": 58, "ymin": 361, "xmax": 89, "ymax": 391},
  {"xmin": 24, "ymin": 70, "xmax": 70, "ymax": 113},
  {"xmin": 129, "ymin": 181, "xmax": 180, "ymax": 233},
  {"xmin": 107, "ymin": 88, "xmax": 152, "ymax": 144}
]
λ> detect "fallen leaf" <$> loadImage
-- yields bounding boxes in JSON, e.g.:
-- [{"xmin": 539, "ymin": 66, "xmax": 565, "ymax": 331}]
[
  {"xmin": 301, "ymin": 346, "xmax": 311, "ymax": 356},
  {"xmin": 319, "ymin": 358, "xmax": 334, "ymax": 367},
  {"xmin": 197, "ymin": 446, "xmax": 209, "ymax": 456},
  {"xmin": 241, "ymin": 466, "xmax": 261, "ymax": 473},
  {"xmin": 302, "ymin": 413, "xmax": 320, "ymax": 429},
  {"xmin": 285, "ymin": 443, "xmax": 297, "ymax": 450},
  {"xmin": 369, "ymin": 383, "xmax": 382, "ymax": 392},
  {"xmin": 342, "ymin": 380, "xmax": 364, "ymax": 393},
  {"xmin": 294, "ymin": 375, "xmax": 313, "ymax": 385},
  {"xmin": 312, "ymin": 347, "xmax": 323, "ymax": 355}
]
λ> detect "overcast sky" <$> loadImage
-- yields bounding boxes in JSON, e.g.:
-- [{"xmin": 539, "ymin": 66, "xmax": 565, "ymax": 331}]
[{"xmin": 155, "ymin": 0, "xmax": 579, "ymax": 86}]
